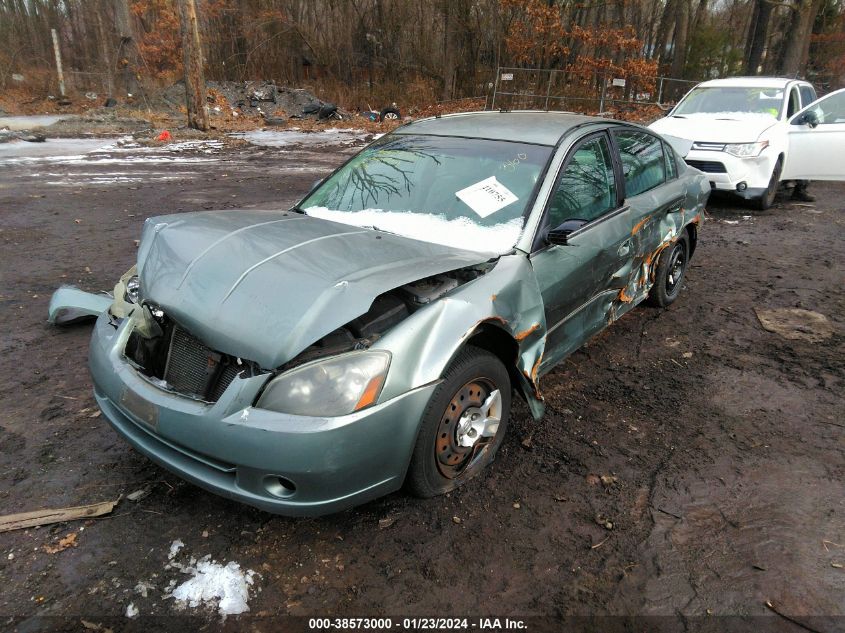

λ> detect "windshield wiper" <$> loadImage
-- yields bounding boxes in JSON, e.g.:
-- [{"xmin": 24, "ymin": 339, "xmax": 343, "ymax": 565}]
[
  {"xmin": 362, "ymin": 224, "xmax": 399, "ymax": 236},
  {"xmin": 672, "ymin": 115, "xmax": 687, "ymax": 118}
]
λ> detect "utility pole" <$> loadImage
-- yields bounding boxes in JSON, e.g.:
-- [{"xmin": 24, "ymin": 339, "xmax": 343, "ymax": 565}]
[{"xmin": 177, "ymin": 0, "xmax": 209, "ymax": 131}]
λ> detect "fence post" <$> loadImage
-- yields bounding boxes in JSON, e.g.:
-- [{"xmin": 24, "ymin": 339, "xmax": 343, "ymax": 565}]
[
  {"xmin": 599, "ymin": 74, "xmax": 607, "ymax": 113},
  {"xmin": 544, "ymin": 70, "xmax": 553, "ymax": 110},
  {"xmin": 491, "ymin": 66, "xmax": 500, "ymax": 110},
  {"xmin": 657, "ymin": 77, "xmax": 664, "ymax": 104},
  {"xmin": 51, "ymin": 28, "xmax": 66, "ymax": 99}
]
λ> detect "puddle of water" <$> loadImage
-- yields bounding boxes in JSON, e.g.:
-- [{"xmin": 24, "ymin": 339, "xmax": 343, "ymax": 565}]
[
  {"xmin": 0, "ymin": 115, "xmax": 71, "ymax": 130},
  {"xmin": 0, "ymin": 138, "xmax": 115, "ymax": 162},
  {"xmin": 0, "ymin": 137, "xmax": 220, "ymax": 167}
]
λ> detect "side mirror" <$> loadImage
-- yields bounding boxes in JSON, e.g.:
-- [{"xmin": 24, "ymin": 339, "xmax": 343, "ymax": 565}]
[
  {"xmin": 546, "ymin": 218, "xmax": 587, "ymax": 245},
  {"xmin": 794, "ymin": 110, "xmax": 819, "ymax": 128},
  {"xmin": 309, "ymin": 178, "xmax": 323, "ymax": 193}
]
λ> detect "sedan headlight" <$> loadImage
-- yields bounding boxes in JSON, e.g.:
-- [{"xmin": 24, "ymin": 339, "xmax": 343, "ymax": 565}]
[
  {"xmin": 257, "ymin": 351, "xmax": 391, "ymax": 417},
  {"xmin": 125, "ymin": 275, "xmax": 141, "ymax": 303},
  {"xmin": 724, "ymin": 141, "xmax": 769, "ymax": 157}
]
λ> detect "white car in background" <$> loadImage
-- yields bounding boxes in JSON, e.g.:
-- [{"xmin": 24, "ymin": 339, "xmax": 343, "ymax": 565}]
[{"xmin": 649, "ymin": 77, "xmax": 827, "ymax": 209}]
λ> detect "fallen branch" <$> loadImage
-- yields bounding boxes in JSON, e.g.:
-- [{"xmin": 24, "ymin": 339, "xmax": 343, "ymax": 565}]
[
  {"xmin": 0, "ymin": 499, "xmax": 119, "ymax": 533},
  {"xmin": 764, "ymin": 601, "xmax": 827, "ymax": 633}
]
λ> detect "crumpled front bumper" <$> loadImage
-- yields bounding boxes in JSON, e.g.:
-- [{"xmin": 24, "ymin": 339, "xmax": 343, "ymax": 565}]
[{"xmin": 88, "ymin": 312, "xmax": 437, "ymax": 516}]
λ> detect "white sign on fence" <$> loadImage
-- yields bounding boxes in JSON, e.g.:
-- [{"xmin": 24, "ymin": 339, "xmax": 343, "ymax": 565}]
[
  {"xmin": 501, "ymin": 73, "xmax": 514, "ymax": 81},
  {"xmin": 612, "ymin": 78, "xmax": 626, "ymax": 87}
]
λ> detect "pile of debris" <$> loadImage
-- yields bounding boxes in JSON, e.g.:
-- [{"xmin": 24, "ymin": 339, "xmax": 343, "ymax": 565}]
[{"xmin": 161, "ymin": 80, "xmax": 348, "ymax": 123}]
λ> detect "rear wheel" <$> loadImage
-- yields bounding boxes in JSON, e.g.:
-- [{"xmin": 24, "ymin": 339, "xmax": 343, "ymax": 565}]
[
  {"xmin": 753, "ymin": 157, "xmax": 782, "ymax": 210},
  {"xmin": 648, "ymin": 233, "xmax": 689, "ymax": 308},
  {"xmin": 407, "ymin": 347, "xmax": 511, "ymax": 497}
]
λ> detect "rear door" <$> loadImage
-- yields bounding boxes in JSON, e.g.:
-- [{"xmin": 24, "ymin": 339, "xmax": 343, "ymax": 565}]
[
  {"xmin": 612, "ymin": 128, "xmax": 688, "ymax": 266},
  {"xmin": 783, "ymin": 88, "xmax": 845, "ymax": 181}
]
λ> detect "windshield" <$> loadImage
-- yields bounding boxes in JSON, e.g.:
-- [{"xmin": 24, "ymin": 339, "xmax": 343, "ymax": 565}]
[
  {"xmin": 300, "ymin": 134, "xmax": 552, "ymax": 253},
  {"xmin": 674, "ymin": 86, "xmax": 785, "ymax": 118}
]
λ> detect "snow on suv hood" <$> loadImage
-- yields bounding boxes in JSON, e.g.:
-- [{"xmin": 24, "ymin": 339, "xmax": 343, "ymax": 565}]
[
  {"xmin": 650, "ymin": 113, "xmax": 778, "ymax": 145},
  {"xmin": 136, "ymin": 209, "xmax": 494, "ymax": 369}
]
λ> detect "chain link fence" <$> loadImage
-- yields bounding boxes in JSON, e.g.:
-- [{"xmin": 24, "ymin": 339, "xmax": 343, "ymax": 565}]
[{"xmin": 490, "ymin": 66, "xmax": 700, "ymax": 118}]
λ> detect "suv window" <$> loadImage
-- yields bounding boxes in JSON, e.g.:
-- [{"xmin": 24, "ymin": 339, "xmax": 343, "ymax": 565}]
[
  {"xmin": 548, "ymin": 135, "xmax": 617, "ymax": 228},
  {"xmin": 805, "ymin": 90, "xmax": 845, "ymax": 125},
  {"xmin": 787, "ymin": 88, "xmax": 801, "ymax": 117},
  {"xmin": 799, "ymin": 85, "xmax": 817, "ymax": 108},
  {"xmin": 614, "ymin": 130, "xmax": 666, "ymax": 197}
]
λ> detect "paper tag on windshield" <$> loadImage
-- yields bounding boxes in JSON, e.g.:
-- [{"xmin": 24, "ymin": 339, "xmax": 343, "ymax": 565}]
[{"xmin": 456, "ymin": 177, "xmax": 518, "ymax": 218}]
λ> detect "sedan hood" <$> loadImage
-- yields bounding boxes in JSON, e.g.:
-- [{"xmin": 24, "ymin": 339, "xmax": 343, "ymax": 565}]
[
  {"xmin": 137, "ymin": 210, "xmax": 495, "ymax": 368},
  {"xmin": 649, "ymin": 113, "xmax": 777, "ymax": 144}
]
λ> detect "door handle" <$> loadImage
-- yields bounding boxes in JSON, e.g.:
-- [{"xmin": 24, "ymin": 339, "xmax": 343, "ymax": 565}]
[
  {"xmin": 666, "ymin": 196, "xmax": 685, "ymax": 214},
  {"xmin": 617, "ymin": 240, "xmax": 631, "ymax": 256}
]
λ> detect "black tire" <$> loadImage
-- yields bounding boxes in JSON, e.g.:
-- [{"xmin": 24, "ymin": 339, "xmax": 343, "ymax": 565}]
[
  {"xmin": 647, "ymin": 233, "xmax": 690, "ymax": 308},
  {"xmin": 379, "ymin": 106, "xmax": 401, "ymax": 122},
  {"xmin": 407, "ymin": 346, "xmax": 511, "ymax": 497},
  {"xmin": 752, "ymin": 157, "xmax": 782, "ymax": 210}
]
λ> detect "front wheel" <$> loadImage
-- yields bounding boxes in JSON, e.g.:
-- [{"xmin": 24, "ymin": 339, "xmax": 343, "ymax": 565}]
[
  {"xmin": 407, "ymin": 346, "xmax": 511, "ymax": 497},
  {"xmin": 648, "ymin": 233, "xmax": 689, "ymax": 308},
  {"xmin": 752, "ymin": 157, "xmax": 782, "ymax": 210}
]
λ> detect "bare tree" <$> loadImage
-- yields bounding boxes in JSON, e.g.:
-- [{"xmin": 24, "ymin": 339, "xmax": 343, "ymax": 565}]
[{"xmin": 177, "ymin": 0, "xmax": 208, "ymax": 131}]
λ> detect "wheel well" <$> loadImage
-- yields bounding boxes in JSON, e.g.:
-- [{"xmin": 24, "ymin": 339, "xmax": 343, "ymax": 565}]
[
  {"xmin": 686, "ymin": 222, "xmax": 698, "ymax": 259},
  {"xmin": 466, "ymin": 323, "xmax": 527, "ymax": 403}
]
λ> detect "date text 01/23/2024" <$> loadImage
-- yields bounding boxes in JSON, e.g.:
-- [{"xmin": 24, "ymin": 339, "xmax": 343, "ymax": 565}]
[{"xmin": 308, "ymin": 618, "xmax": 528, "ymax": 631}]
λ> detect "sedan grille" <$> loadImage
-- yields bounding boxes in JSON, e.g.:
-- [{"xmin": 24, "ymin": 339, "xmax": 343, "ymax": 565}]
[
  {"xmin": 685, "ymin": 159, "xmax": 727, "ymax": 173},
  {"xmin": 162, "ymin": 326, "xmax": 241, "ymax": 401}
]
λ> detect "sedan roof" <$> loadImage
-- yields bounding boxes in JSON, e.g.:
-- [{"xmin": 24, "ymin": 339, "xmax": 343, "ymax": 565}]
[{"xmin": 394, "ymin": 111, "xmax": 599, "ymax": 146}]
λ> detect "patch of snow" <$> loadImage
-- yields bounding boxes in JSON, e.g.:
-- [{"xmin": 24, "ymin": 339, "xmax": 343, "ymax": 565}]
[
  {"xmin": 168, "ymin": 540, "xmax": 185, "ymax": 560},
  {"xmin": 169, "ymin": 557, "xmax": 257, "ymax": 616},
  {"xmin": 125, "ymin": 602, "xmax": 139, "ymax": 618},
  {"xmin": 304, "ymin": 206, "xmax": 519, "ymax": 254},
  {"xmin": 135, "ymin": 581, "xmax": 155, "ymax": 597},
  {"xmin": 231, "ymin": 128, "xmax": 368, "ymax": 148}
]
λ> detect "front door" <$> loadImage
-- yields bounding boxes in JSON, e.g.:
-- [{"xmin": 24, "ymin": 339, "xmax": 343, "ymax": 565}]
[
  {"xmin": 530, "ymin": 131, "xmax": 634, "ymax": 371},
  {"xmin": 783, "ymin": 88, "xmax": 845, "ymax": 181}
]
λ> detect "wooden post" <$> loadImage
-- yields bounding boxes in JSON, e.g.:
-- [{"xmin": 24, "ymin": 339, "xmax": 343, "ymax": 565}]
[
  {"xmin": 51, "ymin": 28, "xmax": 66, "ymax": 99},
  {"xmin": 177, "ymin": 0, "xmax": 209, "ymax": 131}
]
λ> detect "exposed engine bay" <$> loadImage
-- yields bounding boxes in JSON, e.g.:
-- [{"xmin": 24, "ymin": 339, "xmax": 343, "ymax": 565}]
[{"xmin": 278, "ymin": 265, "xmax": 491, "ymax": 371}]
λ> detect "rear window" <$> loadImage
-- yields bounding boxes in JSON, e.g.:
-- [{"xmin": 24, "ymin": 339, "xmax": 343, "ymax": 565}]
[
  {"xmin": 664, "ymin": 143, "xmax": 679, "ymax": 180},
  {"xmin": 614, "ymin": 130, "xmax": 666, "ymax": 197}
]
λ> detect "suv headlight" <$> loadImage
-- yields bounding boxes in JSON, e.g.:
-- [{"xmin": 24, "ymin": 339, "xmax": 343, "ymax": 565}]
[
  {"xmin": 724, "ymin": 141, "xmax": 769, "ymax": 157},
  {"xmin": 257, "ymin": 351, "xmax": 391, "ymax": 417}
]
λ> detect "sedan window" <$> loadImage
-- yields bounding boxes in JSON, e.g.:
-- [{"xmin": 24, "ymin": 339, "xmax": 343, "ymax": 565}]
[
  {"xmin": 615, "ymin": 130, "xmax": 666, "ymax": 197},
  {"xmin": 548, "ymin": 135, "xmax": 617, "ymax": 228},
  {"xmin": 664, "ymin": 142, "xmax": 679, "ymax": 180}
]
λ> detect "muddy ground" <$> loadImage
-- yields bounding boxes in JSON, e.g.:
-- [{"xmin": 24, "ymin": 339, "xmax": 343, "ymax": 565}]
[{"xmin": 0, "ymin": 132, "xmax": 843, "ymax": 631}]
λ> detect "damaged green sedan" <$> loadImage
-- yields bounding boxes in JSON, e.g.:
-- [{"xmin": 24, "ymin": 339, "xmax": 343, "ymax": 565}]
[{"xmin": 49, "ymin": 112, "xmax": 709, "ymax": 515}]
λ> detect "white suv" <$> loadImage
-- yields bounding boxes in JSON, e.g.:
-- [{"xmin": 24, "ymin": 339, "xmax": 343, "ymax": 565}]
[{"xmin": 649, "ymin": 77, "xmax": 817, "ymax": 209}]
